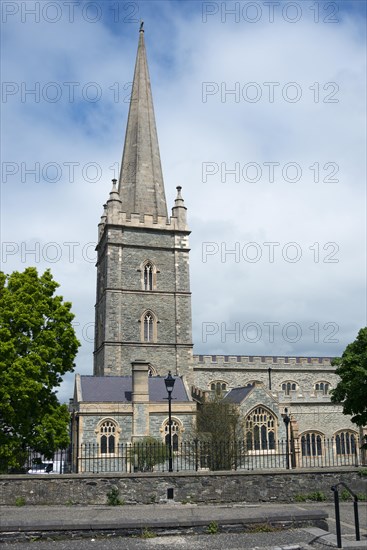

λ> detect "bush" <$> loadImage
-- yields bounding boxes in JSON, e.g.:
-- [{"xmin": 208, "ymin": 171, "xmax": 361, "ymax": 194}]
[
  {"xmin": 207, "ymin": 521, "xmax": 219, "ymax": 534},
  {"xmin": 131, "ymin": 437, "xmax": 167, "ymax": 472},
  {"xmin": 106, "ymin": 487, "xmax": 124, "ymax": 506}
]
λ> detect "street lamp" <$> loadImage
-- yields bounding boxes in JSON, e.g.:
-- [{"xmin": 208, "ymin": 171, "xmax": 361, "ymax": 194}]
[
  {"xmin": 283, "ymin": 408, "xmax": 291, "ymax": 469},
  {"xmin": 164, "ymin": 371, "xmax": 176, "ymax": 472}
]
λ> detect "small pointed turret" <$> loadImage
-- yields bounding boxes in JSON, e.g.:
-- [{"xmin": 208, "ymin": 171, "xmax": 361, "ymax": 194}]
[
  {"xmin": 106, "ymin": 179, "xmax": 122, "ymax": 224},
  {"xmin": 171, "ymin": 186, "xmax": 188, "ymax": 229},
  {"xmin": 107, "ymin": 178, "xmax": 121, "ymax": 204},
  {"xmin": 118, "ymin": 25, "xmax": 168, "ymax": 220},
  {"xmin": 98, "ymin": 203, "xmax": 108, "ymax": 240}
]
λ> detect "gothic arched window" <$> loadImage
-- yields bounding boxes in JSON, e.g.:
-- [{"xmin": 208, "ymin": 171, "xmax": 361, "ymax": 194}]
[
  {"xmin": 210, "ymin": 380, "xmax": 228, "ymax": 395},
  {"xmin": 245, "ymin": 406, "xmax": 276, "ymax": 451},
  {"xmin": 144, "ymin": 312, "xmax": 153, "ymax": 342},
  {"xmin": 162, "ymin": 418, "xmax": 183, "ymax": 452},
  {"xmin": 140, "ymin": 260, "xmax": 158, "ymax": 291},
  {"xmin": 300, "ymin": 432, "xmax": 324, "ymax": 457},
  {"xmin": 315, "ymin": 381, "xmax": 330, "ymax": 395},
  {"xmin": 141, "ymin": 310, "xmax": 157, "ymax": 343},
  {"xmin": 144, "ymin": 262, "xmax": 153, "ymax": 291},
  {"xmin": 97, "ymin": 420, "xmax": 119, "ymax": 455},
  {"xmin": 281, "ymin": 381, "xmax": 297, "ymax": 395},
  {"xmin": 335, "ymin": 431, "xmax": 357, "ymax": 455}
]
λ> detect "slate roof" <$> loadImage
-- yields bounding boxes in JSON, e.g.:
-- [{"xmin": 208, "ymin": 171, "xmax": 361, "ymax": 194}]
[
  {"xmin": 223, "ymin": 384, "xmax": 254, "ymax": 404},
  {"xmin": 79, "ymin": 376, "xmax": 189, "ymax": 403}
]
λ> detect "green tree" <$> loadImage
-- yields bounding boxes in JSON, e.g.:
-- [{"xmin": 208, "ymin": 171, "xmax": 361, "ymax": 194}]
[
  {"xmin": 195, "ymin": 394, "xmax": 242, "ymax": 470},
  {"xmin": 0, "ymin": 268, "xmax": 80, "ymax": 470},
  {"xmin": 131, "ymin": 437, "xmax": 167, "ymax": 472},
  {"xmin": 331, "ymin": 327, "xmax": 367, "ymax": 428}
]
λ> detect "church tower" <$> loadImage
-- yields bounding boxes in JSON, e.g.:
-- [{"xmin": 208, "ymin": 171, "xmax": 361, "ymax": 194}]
[{"xmin": 93, "ymin": 26, "xmax": 193, "ymax": 377}]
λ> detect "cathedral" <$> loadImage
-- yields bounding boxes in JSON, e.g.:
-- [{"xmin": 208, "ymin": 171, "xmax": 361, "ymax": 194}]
[{"xmin": 70, "ymin": 26, "xmax": 364, "ymax": 471}]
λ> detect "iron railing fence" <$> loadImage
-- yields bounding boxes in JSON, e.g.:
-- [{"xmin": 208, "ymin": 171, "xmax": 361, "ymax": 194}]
[
  {"xmin": 0, "ymin": 438, "xmax": 364, "ymax": 475},
  {"xmin": 0, "ymin": 447, "xmax": 71, "ymax": 475}
]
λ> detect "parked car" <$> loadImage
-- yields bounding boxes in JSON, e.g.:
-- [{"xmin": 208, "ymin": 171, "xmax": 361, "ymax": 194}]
[{"xmin": 27, "ymin": 461, "xmax": 54, "ymax": 474}]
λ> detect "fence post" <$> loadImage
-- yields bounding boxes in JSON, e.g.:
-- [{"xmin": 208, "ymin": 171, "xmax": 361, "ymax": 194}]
[
  {"xmin": 194, "ymin": 438, "xmax": 198, "ymax": 471},
  {"xmin": 353, "ymin": 495, "xmax": 360, "ymax": 541}
]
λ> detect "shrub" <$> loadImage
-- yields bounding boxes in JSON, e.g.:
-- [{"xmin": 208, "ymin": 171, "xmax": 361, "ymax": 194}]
[
  {"xmin": 207, "ymin": 521, "xmax": 219, "ymax": 534},
  {"xmin": 106, "ymin": 487, "xmax": 124, "ymax": 506}
]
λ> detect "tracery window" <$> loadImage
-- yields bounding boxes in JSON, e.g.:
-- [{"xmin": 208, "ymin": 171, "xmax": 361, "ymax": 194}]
[
  {"xmin": 148, "ymin": 364, "xmax": 157, "ymax": 377},
  {"xmin": 281, "ymin": 381, "xmax": 297, "ymax": 395},
  {"xmin": 210, "ymin": 381, "xmax": 228, "ymax": 395},
  {"xmin": 245, "ymin": 406, "xmax": 276, "ymax": 451},
  {"xmin": 162, "ymin": 418, "xmax": 183, "ymax": 452},
  {"xmin": 301, "ymin": 432, "xmax": 323, "ymax": 457},
  {"xmin": 98, "ymin": 420, "xmax": 118, "ymax": 455},
  {"xmin": 335, "ymin": 431, "xmax": 357, "ymax": 455},
  {"xmin": 314, "ymin": 381, "xmax": 330, "ymax": 395}
]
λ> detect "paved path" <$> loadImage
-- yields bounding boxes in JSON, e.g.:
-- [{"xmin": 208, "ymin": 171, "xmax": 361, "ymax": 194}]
[
  {"xmin": 0, "ymin": 501, "xmax": 365, "ymax": 549},
  {"xmin": 0, "ymin": 502, "xmax": 327, "ymax": 532}
]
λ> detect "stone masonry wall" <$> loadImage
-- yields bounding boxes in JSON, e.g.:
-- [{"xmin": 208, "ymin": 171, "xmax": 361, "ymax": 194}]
[
  {"xmin": 94, "ymin": 223, "xmax": 193, "ymax": 377},
  {"xmin": 0, "ymin": 469, "xmax": 364, "ymax": 506}
]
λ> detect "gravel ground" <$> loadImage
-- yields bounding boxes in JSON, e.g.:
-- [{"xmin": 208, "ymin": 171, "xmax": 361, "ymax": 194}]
[{"xmin": 0, "ymin": 528, "xmax": 313, "ymax": 550}]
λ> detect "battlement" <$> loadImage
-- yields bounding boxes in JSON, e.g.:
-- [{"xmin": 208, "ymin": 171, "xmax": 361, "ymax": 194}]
[
  {"xmin": 193, "ymin": 354, "xmax": 334, "ymax": 368},
  {"xmin": 100, "ymin": 211, "xmax": 189, "ymax": 234},
  {"xmin": 191, "ymin": 385, "xmax": 208, "ymax": 403}
]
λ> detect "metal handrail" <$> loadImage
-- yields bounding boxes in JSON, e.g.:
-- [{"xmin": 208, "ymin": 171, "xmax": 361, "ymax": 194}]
[{"xmin": 331, "ymin": 482, "xmax": 360, "ymax": 548}]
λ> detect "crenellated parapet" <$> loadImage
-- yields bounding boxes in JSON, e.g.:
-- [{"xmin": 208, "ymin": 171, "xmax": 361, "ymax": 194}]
[
  {"xmin": 191, "ymin": 385, "xmax": 209, "ymax": 403},
  {"xmin": 99, "ymin": 211, "xmax": 189, "ymax": 232},
  {"xmin": 97, "ymin": 183, "xmax": 190, "ymax": 246},
  {"xmin": 193, "ymin": 354, "xmax": 334, "ymax": 369}
]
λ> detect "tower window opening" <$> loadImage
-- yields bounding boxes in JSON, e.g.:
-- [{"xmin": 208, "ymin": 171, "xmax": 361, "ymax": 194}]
[
  {"xmin": 144, "ymin": 313, "xmax": 153, "ymax": 342},
  {"xmin": 144, "ymin": 263, "xmax": 153, "ymax": 291}
]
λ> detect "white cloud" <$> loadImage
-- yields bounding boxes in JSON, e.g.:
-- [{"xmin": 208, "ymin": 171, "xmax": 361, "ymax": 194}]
[{"xmin": 1, "ymin": 1, "xmax": 366, "ymax": 402}]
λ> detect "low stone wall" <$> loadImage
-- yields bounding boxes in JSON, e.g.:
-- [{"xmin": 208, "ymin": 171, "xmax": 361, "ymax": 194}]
[{"xmin": 0, "ymin": 468, "xmax": 365, "ymax": 506}]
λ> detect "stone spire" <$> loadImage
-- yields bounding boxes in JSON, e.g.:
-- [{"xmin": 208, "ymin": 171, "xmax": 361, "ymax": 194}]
[{"xmin": 118, "ymin": 24, "xmax": 168, "ymax": 220}]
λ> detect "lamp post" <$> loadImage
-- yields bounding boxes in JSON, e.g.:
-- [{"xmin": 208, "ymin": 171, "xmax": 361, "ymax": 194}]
[
  {"xmin": 164, "ymin": 371, "xmax": 175, "ymax": 472},
  {"xmin": 283, "ymin": 408, "xmax": 291, "ymax": 469}
]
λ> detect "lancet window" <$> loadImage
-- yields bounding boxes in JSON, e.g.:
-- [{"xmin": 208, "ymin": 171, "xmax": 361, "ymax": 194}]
[{"xmin": 141, "ymin": 311, "xmax": 157, "ymax": 343}]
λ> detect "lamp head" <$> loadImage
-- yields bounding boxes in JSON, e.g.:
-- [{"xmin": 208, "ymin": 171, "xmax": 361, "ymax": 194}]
[{"xmin": 164, "ymin": 371, "xmax": 175, "ymax": 394}]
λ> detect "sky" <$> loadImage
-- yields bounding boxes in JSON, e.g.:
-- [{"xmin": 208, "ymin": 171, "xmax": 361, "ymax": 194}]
[{"xmin": 1, "ymin": 0, "xmax": 366, "ymax": 403}]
